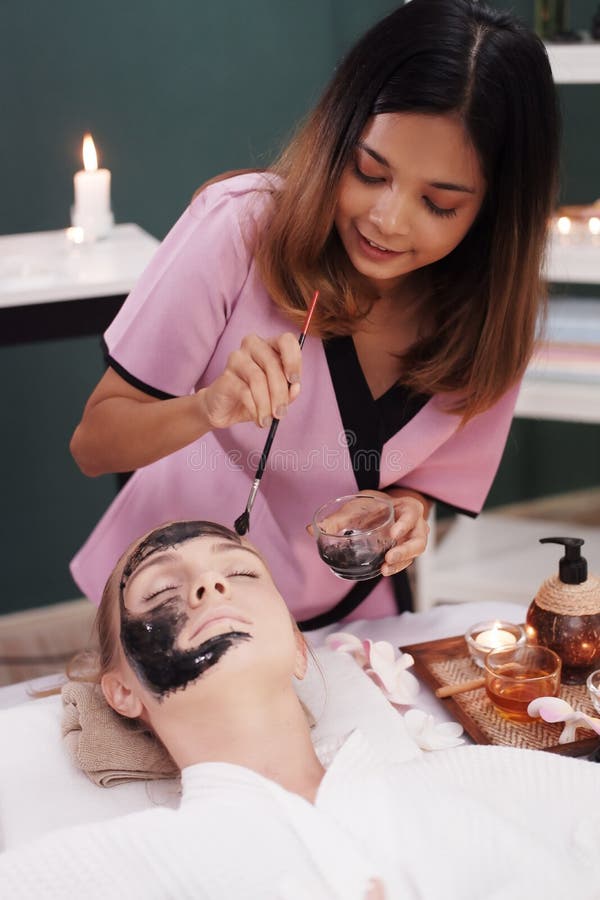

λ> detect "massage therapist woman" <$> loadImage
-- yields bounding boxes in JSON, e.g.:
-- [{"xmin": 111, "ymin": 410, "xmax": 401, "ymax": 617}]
[{"xmin": 70, "ymin": 0, "xmax": 559, "ymax": 628}]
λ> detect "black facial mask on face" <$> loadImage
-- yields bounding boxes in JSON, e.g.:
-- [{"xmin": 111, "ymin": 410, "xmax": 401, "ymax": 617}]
[{"xmin": 119, "ymin": 522, "xmax": 251, "ymax": 700}]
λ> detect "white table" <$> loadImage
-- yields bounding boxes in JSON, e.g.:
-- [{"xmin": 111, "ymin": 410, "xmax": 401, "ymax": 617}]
[{"xmin": 0, "ymin": 224, "xmax": 159, "ymax": 345}]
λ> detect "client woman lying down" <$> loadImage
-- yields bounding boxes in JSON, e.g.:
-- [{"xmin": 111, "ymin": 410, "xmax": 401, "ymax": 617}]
[{"xmin": 0, "ymin": 520, "xmax": 599, "ymax": 899}]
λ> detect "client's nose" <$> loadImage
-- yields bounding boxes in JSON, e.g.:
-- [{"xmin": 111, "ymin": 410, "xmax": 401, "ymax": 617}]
[{"xmin": 190, "ymin": 572, "xmax": 229, "ymax": 606}]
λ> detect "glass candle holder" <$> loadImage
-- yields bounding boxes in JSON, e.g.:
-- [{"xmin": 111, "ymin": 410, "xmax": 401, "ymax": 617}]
[
  {"xmin": 465, "ymin": 620, "xmax": 526, "ymax": 669},
  {"xmin": 312, "ymin": 494, "xmax": 394, "ymax": 581},
  {"xmin": 484, "ymin": 644, "xmax": 562, "ymax": 723},
  {"xmin": 586, "ymin": 669, "xmax": 600, "ymax": 715}
]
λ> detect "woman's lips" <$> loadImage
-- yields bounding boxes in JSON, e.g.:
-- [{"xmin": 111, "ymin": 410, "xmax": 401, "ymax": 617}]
[
  {"xmin": 190, "ymin": 609, "xmax": 252, "ymax": 642},
  {"xmin": 356, "ymin": 228, "xmax": 407, "ymax": 260}
]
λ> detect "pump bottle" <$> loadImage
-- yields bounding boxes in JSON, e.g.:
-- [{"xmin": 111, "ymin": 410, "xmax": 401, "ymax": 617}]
[{"xmin": 526, "ymin": 537, "xmax": 600, "ymax": 684}]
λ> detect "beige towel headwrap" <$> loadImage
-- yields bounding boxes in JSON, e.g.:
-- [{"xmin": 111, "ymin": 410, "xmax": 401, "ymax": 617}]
[{"xmin": 61, "ymin": 680, "xmax": 179, "ymax": 788}]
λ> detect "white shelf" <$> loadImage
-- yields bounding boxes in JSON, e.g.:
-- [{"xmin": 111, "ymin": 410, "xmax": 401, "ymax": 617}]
[
  {"xmin": 544, "ymin": 234, "xmax": 600, "ymax": 283},
  {"xmin": 546, "ymin": 42, "xmax": 600, "ymax": 83},
  {"xmin": 515, "ymin": 377, "xmax": 600, "ymax": 424}
]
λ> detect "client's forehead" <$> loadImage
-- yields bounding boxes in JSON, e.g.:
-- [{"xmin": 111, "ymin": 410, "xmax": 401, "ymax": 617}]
[
  {"xmin": 120, "ymin": 522, "xmax": 260, "ymax": 591},
  {"xmin": 126, "ymin": 540, "xmax": 262, "ymax": 588}
]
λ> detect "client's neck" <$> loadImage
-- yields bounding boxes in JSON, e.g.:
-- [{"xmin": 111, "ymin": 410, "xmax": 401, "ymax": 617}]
[{"xmin": 154, "ymin": 684, "xmax": 325, "ymax": 803}]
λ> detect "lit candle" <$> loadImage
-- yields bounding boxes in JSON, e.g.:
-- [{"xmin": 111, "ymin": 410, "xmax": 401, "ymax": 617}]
[
  {"xmin": 475, "ymin": 624, "xmax": 517, "ymax": 651},
  {"xmin": 588, "ymin": 217, "xmax": 600, "ymax": 246},
  {"xmin": 556, "ymin": 215, "xmax": 572, "ymax": 245},
  {"xmin": 70, "ymin": 133, "xmax": 114, "ymax": 241}
]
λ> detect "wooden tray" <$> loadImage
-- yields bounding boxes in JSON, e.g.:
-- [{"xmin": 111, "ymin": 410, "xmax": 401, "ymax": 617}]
[{"xmin": 400, "ymin": 633, "xmax": 600, "ymax": 758}]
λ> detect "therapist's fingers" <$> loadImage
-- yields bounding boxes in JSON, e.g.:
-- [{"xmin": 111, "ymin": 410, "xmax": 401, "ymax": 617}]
[
  {"xmin": 390, "ymin": 496, "xmax": 426, "ymax": 538},
  {"xmin": 243, "ymin": 333, "xmax": 301, "ymax": 421},
  {"xmin": 226, "ymin": 347, "xmax": 274, "ymax": 427},
  {"xmin": 201, "ymin": 368, "xmax": 260, "ymax": 430},
  {"xmin": 273, "ymin": 331, "xmax": 303, "ymax": 388},
  {"xmin": 241, "ymin": 334, "xmax": 291, "ymax": 422},
  {"xmin": 221, "ymin": 334, "xmax": 288, "ymax": 426},
  {"xmin": 381, "ymin": 503, "xmax": 429, "ymax": 576},
  {"xmin": 309, "ymin": 501, "xmax": 386, "ymax": 539},
  {"xmin": 381, "ymin": 531, "xmax": 428, "ymax": 576}
]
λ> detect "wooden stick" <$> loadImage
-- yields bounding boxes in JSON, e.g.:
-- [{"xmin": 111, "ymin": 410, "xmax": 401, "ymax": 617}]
[{"xmin": 435, "ymin": 677, "xmax": 486, "ymax": 698}]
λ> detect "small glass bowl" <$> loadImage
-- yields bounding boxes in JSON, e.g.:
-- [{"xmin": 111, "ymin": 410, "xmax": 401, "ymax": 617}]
[
  {"xmin": 484, "ymin": 644, "xmax": 562, "ymax": 723},
  {"xmin": 464, "ymin": 620, "xmax": 526, "ymax": 669},
  {"xmin": 312, "ymin": 494, "xmax": 395, "ymax": 581},
  {"xmin": 586, "ymin": 669, "xmax": 600, "ymax": 715}
]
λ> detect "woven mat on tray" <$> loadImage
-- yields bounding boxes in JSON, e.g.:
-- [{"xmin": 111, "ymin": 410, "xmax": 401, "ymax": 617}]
[{"xmin": 431, "ymin": 656, "xmax": 597, "ymax": 750}]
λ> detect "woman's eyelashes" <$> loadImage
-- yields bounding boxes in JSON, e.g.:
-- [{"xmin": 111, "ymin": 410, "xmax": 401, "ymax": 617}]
[
  {"xmin": 142, "ymin": 584, "xmax": 181, "ymax": 604},
  {"xmin": 141, "ymin": 569, "xmax": 259, "ymax": 603},
  {"xmin": 352, "ymin": 160, "xmax": 385, "ymax": 185},
  {"xmin": 422, "ymin": 196, "xmax": 457, "ymax": 219},
  {"xmin": 351, "ymin": 160, "xmax": 457, "ymax": 219}
]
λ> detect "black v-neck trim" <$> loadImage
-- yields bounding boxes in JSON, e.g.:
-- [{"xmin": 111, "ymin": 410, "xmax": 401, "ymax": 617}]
[
  {"xmin": 323, "ymin": 336, "xmax": 382, "ymax": 491},
  {"xmin": 317, "ymin": 336, "xmax": 431, "ymax": 620},
  {"xmin": 323, "ymin": 336, "xmax": 430, "ymax": 491}
]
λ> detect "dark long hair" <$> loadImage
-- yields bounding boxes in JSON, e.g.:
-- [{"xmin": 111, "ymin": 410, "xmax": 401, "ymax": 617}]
[{"xmin": 252, "ymin": 0, "xmax": 560, "ymax": 419}]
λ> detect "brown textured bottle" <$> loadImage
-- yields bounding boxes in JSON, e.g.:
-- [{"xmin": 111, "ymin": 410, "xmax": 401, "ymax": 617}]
[{"xmin": 526, "ymin": 537, "xmax": 600, "ymax": 685}]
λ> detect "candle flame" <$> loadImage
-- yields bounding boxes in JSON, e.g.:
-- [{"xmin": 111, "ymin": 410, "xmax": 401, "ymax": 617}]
[
  {"xmin": 82, "ymin": 133, "xmax": 98, "ymax": 172},
  {"xmin": 589, "ymin": 216, "xmax": 600, "ymax": 236},
  {"xmin": 556, "ymin": 216, "xmax": 571, "ymax": 236}
]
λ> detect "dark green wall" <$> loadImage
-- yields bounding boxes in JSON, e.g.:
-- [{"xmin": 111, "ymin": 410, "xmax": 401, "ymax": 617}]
[{"xmin": 1, "ymin": 1, "xmax": 599, "ymax": 613}]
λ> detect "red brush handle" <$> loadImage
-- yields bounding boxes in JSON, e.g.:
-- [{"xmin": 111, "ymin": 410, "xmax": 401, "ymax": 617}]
[{"xmin": 298, "ymin": 290, "xmax": 320, "ymax": 349}]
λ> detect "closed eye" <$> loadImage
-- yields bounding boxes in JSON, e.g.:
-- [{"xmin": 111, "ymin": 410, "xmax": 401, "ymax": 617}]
[
  {"xmin": 423, "ymin": 196, "xmax": 457, "ymax": 219},
  {"xmin": 228, "ymin": 570, "xmax": 259, "ymax": 578},
  {"xmin": 142, "ymin": 584, "xmax": 180, "ymax": 603},
  {"xmin": 352, "ymin": 161, "xmax": 385, "ymax": 185}
]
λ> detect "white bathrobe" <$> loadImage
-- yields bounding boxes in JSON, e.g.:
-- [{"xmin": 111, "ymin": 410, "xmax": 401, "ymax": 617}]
[{"xmin": 0, "ymin": 731, "xmax": 598, "ymax": 899}]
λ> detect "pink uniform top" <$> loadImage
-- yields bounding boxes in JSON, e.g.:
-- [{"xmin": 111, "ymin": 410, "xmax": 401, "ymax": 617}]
[{"xmin": 71, "ymin": 173, "xmax": 519, "ymax": 623}]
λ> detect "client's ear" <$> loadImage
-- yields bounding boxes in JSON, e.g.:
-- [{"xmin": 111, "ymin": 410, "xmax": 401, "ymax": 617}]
[
  {"xmin": 293, "ymin": 628, "xmax": 308, "ymax": 680},
  {"xmin": 101, "ymin": 671, "xmax": 144, "ymax": 719}
]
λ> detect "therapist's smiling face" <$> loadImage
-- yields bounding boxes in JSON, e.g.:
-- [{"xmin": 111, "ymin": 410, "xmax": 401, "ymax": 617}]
[
  {"xmin": 118, "ymin": 521, "xmax": 297, "ymax": 701},
  {"xmin": 334, "ymin": 112, "xmax": 486, "ymax": 295}
]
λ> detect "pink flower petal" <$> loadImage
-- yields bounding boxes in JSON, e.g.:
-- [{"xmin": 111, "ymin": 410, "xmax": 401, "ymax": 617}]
[{"xmin": 527, "ymin": 696, "xmax": 575, "ymax": 723}]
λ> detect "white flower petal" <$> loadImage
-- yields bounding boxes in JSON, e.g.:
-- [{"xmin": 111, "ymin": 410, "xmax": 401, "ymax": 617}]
[
  {"xmin": 365, "ymin": 647, "xmax": 400, "ymax": 693},
  {"xmin": 403, "ymin": 708, "xmax": 464, "ymax": 751},
  {"xmin": 325, "ymin": 632, "xmax": 368, "ymax": 667},
  {"xmin": 369, "ymin": 641, "xmax": 396, "ymax": 665},
  {"xmin": 385, "ymin": 670, "xmax": 420, "ymax": 705},
  {"xmin": 325, "ymin": 631, "xmax": 363, "ymax": 653},
  {"xmin": 559, "ymin": 721, "xmax": 580, "ymax": 744},
  {"xmin": 396, "ymin": 652, "xmax": 415, "ymax": 672}
]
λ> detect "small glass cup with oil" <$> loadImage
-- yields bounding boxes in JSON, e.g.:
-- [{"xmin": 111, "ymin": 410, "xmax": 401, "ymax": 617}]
[
  {"xmin": 484, "ymin": 644, "xmax": 562, "ymax": 723},
  {"xmin": 312, "ymin": 494, "xmax": 395, "ymax": 581}
]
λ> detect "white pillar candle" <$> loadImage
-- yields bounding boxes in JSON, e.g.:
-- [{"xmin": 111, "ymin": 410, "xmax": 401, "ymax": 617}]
[
  {"xmin": 475, "ymin": 627, "xmax": 517, "ymax": 650},
  {"xmin": 71, "ymin": 133, "xmax": 114, "ymax": 241}
]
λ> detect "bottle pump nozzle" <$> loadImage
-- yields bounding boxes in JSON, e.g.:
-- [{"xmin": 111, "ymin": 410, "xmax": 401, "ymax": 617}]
[{"xmin": 539, "ymin": 536, "xmax": 587, "ymax": 585}]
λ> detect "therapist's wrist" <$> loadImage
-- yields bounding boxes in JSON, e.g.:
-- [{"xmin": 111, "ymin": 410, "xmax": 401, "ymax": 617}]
[{"xmin": 190, "ymin": 389, "xmax": 214, "ymax": 436}]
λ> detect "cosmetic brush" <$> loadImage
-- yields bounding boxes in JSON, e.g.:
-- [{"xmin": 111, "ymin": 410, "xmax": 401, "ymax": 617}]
[{"xmin": 234, "ymin": 289, "xmax": 320, "ymax": 536}]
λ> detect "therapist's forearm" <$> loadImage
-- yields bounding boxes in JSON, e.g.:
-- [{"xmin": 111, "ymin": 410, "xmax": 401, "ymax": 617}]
[
  {"xmin": 385, "ymin": 486, "xmax": 433, "ymax": 518},
  {"xmin": 70, "ymin": 391, "xmax": 213, "ymax": 477}
]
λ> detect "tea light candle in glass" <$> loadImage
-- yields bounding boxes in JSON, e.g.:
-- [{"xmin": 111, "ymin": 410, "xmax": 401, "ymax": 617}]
[
  {"xmin": 586, "ymin": 669, "xmax": 600, "ymax": 715},
  {"xmin": 465, "ymin": 620, "xmax": 526, "ymax": 668}
]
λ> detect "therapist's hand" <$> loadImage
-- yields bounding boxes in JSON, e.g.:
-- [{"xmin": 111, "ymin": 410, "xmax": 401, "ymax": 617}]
[
  {"xmin": 199, "ymin": 332, "xmax": 302, "ymax": 430},
  {"xmin": 305, "ymin": 488, "xmax": 430, "ymax": 577},
  {"xmin": 374, "ymin": 488, "xmax": 430, "ymax": 577}
]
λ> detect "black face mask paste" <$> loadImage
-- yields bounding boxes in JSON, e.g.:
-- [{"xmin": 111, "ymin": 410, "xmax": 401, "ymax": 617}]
[{"xmin": 119, "ymin": 521, "xmax": 251, "ymax": 700}]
